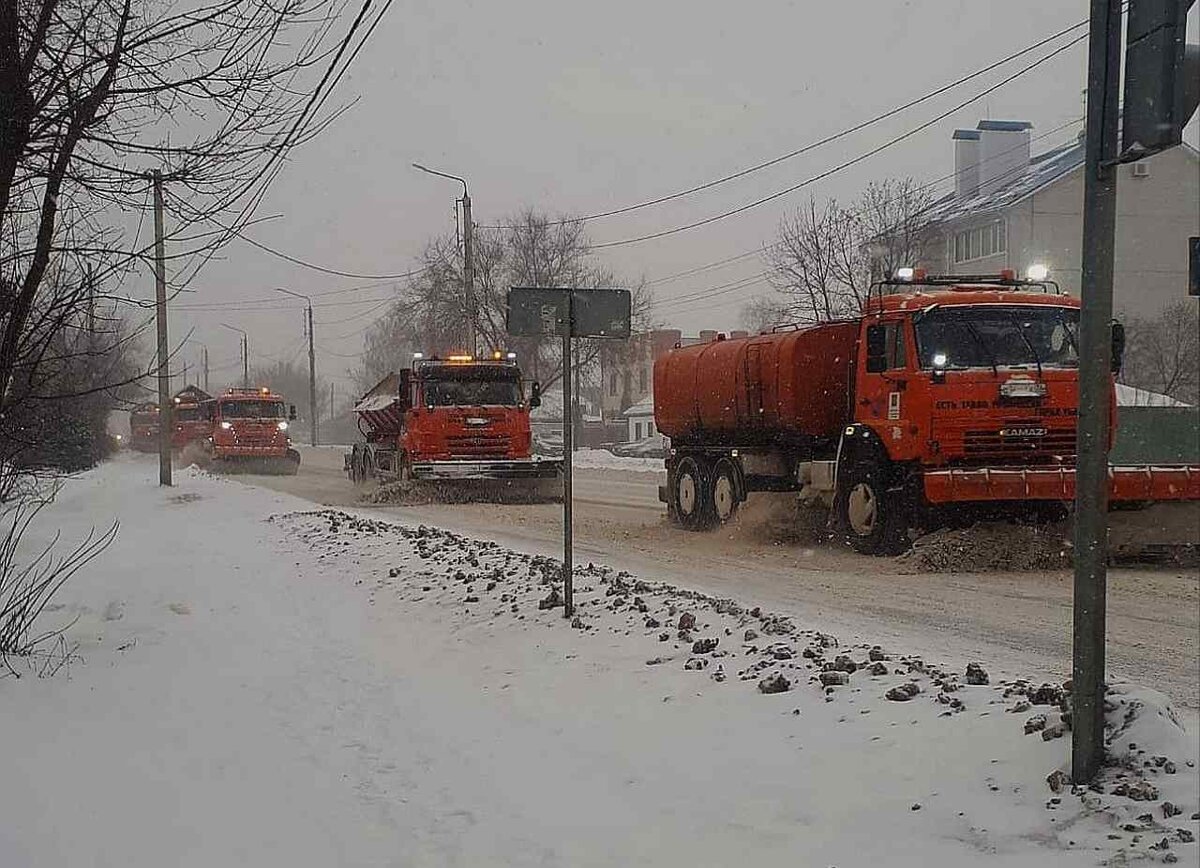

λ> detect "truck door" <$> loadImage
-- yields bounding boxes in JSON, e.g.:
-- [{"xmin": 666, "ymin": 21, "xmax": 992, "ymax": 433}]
[{"xmin": 857, "ymin": 318, "xmax": 919, "ymax": 460}]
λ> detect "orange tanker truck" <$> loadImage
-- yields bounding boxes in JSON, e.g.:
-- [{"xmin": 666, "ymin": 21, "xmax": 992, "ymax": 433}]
[
  {"xmin": 346, "ymin": 353, "xmax": 560, "ymax": 493},
  {"xmin": 654, "ymin": 271, "xmax": 1200, "ymax": 554}
]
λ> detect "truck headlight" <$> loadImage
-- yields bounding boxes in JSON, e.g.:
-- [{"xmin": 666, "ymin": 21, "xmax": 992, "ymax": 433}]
[
  {"xmin": 220, "ymin": 421, "xmax": 233, "ymax": 430},
  {"xmin": 277, "ymin": 421, "xmax": 289, "ymax": 431}
]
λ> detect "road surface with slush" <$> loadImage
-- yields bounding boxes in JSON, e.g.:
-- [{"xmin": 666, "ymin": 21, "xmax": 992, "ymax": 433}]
[{"xmin": 234, "ymin": 445, "xmax": 1199, "ymax": 714}]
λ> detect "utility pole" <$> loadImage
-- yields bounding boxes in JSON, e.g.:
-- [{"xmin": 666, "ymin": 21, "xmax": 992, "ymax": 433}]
[
  {"xmin": 462, "ymin": 192, "xmax": 476, "ymax": 357},
  {"xmin": 413, "ymin": 163, "xmax": 475, "ymax": 355},
  {"xmin": 202, "ymin": 346, "xmax": 209, "ymax": 393},
  {"xmin": 330, "ymin": 382, "xmax": 335, "ymax": 422},
  {"xmin": 152, "ymin": 170, "xmax": 172, "ymax": 486},
  {"xmin": 1072, "ymin": 0, "xmax": 1121, "ymax": 784},
  {"xmin": 276, "ymin": 288, "xmax": 318, "ymax": 445},
  {"xmin": 181, "ymin": 360, "xmax": 189, "ymax": 387},
  {"xmin": 85, "ymin": 262, "xmax": 96, "ymax": 347},
  {"xmin": 221, "ymin": 323, "xmax": 249, "ymax": 388}
]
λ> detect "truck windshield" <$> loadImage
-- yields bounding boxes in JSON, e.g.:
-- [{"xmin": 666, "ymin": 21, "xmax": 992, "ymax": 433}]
[
  {"xmin": 424, "ymin": 379, "xmax": 521, "ymax": 407},
  {"xmin": 220, "ymin": 400, "xmax": 285, "ymax": 419},
  {"xmin": 914, "ymin": 306, "xmax": 1079, "ymax": 370},
  {"xmin": 175, "ymin": 406, "xmax": 203, "ymax": 422}
]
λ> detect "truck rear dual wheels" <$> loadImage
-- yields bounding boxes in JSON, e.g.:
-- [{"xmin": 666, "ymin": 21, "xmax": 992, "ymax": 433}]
[{"xmin": 669, "ymin": 456, "xmax": 740, "ymax": 530}]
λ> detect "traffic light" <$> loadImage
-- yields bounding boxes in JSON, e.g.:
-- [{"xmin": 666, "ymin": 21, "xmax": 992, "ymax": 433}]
[{"xmin": 1122, "ymin": 0, "xmax": 1200, "ymax": 159}]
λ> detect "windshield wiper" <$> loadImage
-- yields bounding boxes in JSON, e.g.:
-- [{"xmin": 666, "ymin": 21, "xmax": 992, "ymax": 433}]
[
  {"xmin": 959, "ymin": 320, "xmax": 999, "ymax": 377},
  {"xmin": 1007, "ymin": 312, "xmax": 1043, "ymax": 378}
]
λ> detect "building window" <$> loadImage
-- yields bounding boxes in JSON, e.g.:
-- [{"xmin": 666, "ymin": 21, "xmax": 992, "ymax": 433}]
[
  {"xmin": 634, "ymin": 422, "xmax": 642, "ymax": 439},
  {"xmin": 609, "ymin": 372, "xmax": 617, "ymax": 397},
  {"xmin": 639, "ymin": 367, "xmax": 648, "ymax": 392},
  {"xmin": 623, "ymin": 372, "xmax": 631, "ymax": 395},
  {"xmin": 953, "ymin": 221, "xmax": 1006, "ymax": 264}
]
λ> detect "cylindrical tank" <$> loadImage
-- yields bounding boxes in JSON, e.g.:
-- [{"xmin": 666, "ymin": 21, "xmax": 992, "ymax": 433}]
[{"xmin": 653, "ymin": 321, "xmax": 859, "ymax": 443}]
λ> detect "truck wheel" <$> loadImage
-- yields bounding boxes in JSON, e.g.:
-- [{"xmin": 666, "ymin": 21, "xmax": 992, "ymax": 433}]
[
  {"xmin": 671, "ymin": 456, "xmax": 710, "ymax": 530},
  {"xmin": 837, "ymin": 464, "xmax": 908, "ymax": 555},
  {"xmin": 709, "ymin": 459, "xmax": 740, "ymax": 524}
]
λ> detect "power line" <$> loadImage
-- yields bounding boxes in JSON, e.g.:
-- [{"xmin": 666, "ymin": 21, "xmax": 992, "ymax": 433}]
[
  {"xmin": 480, "ymin": 18, "xmax": 1089, "ymax": 231},
  {"xmin": 642, "ymin": 116, "xmax": 1083, "ymax": 292},
  {"xmin": 592, "ymin": 34, "xmax": 1086, "ymax": 251}
]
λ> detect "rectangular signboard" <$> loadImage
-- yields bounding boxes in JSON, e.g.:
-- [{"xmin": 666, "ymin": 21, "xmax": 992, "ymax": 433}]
[{"xmin": 506, "ymin": 287, "xmax": 632, "ymax": 338}]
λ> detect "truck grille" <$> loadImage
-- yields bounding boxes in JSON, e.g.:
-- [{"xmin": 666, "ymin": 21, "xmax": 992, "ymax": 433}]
[
  {"xmin": 446, "ymin": 433, "xmax": 512, "ymax": 457},
  {"xmin": 960, "ymin": 426, "xmax": 1076, "ymax": 463}
]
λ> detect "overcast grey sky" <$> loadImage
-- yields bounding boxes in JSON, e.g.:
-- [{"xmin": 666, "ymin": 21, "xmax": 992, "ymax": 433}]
[{"xmin": 161, "ymin": 1, "xmax": 1197, "ymax": 397}]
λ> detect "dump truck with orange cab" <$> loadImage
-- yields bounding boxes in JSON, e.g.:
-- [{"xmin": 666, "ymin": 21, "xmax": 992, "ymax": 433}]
[
  {"xmin": 202, "ymin": 387, "xmax": 300, "ymax": 475},
  {"xmin": 654, "ymin": 271, "xmax": 1200, "ymax": 554},
  {"xmin": 346, "ymin": 353, "xmax": 560, "ymax": 492},
  {"xmin": 169, "ymin": 385, "xmax": 213, "ymax": 450},
  {"xmin": 128, "ymin": 403, "xmax": 159, "ymax": 452}
]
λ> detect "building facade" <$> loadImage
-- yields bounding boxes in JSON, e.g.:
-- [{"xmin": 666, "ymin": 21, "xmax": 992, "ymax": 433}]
[{"xmin": 914, "ymin": 119, "xmax": 1199, "ymax": 319}]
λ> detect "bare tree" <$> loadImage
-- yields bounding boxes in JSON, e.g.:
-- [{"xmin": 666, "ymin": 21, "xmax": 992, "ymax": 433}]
[
  {"xmin": 1120, "ymin": 302, "xmax": 1200, "ymax": 405},
  {"xmin": 250, "ymin": 359, "xmax": 328, "ymax": 424},
  {"xmin": 2, "ymin": 0, "xmax": 355, "ymax": 424},
  {"xmin": 363, "ymin": 209, "xmax": 651, "ymax": 396},
  {"xmin": 761, "ymin": 178, "xmax": 932, "ymax": 325}
]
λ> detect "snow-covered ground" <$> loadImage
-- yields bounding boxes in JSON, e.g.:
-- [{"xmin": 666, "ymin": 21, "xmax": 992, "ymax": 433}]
[
  {"xmin": 563, "ymin": 447, "xmax": 665, "ymax": 474},
  {"xmin": 1, "ymin": 457, "xmax": 1196, "ymax": 867}
]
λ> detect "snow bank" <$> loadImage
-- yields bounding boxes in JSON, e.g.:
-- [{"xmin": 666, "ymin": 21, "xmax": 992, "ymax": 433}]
[
  {"xmin": 1, "ymin": 459, "xmax": 1195, "ymax": 867},
  {"xmin": 566, "ymin": 447, "xmax": 664, "ymax": 473}
]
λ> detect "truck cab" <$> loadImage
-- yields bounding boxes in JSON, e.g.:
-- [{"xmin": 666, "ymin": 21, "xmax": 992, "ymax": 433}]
[
  {"xmin": 170, "ymin": 386, "xmax": 214, "ymax": 450},
  {"xmin": 128, "ymin": 403, "xmax": 160, "ymax": 452},
  {"xmin": 205, "ymin": 387, "xmax": 300, "ymax": 473},
  {"xmin": 348, "ymin": 353, "xmax": 559, "ymax": 483}
]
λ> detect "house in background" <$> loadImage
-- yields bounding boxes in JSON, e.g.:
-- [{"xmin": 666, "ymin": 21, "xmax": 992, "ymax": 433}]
[
  {"xmin": 911, "ymin": 119, "xmax": 1199, "ymax": 319},
  {"xmin": 622, "ymin": 396, "xmax": 656, "ymax": 442},
  {"xmin": 599, "ymin": 329, "xmax": 748, "ymax": 440}
]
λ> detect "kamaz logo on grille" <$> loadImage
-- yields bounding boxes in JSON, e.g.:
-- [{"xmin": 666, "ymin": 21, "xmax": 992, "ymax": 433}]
[
  {"xmin": 465, "ymin": 417, "xmax": 491, "ymax": 427},
  {"xmin": 999, "ymin": 427, "xmax": 1047, "ymax": 437}
]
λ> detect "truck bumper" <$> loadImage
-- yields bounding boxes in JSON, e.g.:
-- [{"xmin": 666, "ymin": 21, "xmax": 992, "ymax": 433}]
[
  {"xmin": 213, "ymin": 445, "xmax": 291, "ymax": 459},
  {"xmin": 922, "ymin": 465, "xmax": 1200, "ymax": 504},
  {"xmin": 409, "ymin": 458, "xmax": 563, "ymax": 481}
]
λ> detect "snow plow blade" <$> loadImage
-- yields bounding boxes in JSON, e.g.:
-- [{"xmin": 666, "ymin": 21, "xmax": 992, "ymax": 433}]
[
  {"xmin": 409, "ymin": 458, "xmax": 562, "ymax": 481},
  {"xmin": 923, "ymin": 465, "xmax": 1200, "ymax": 504}
]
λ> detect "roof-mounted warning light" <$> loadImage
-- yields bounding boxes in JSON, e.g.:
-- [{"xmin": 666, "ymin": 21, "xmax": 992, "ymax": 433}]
[
  {"xmin": 894, "ymin": 266, "xmax": 927, "ymax": 282},
  {"xmin": 1026, "ymin": 263, "xmax": 1050, "ymax": 282}
]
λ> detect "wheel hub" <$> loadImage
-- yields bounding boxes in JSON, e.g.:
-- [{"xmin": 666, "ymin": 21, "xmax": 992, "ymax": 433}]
[
  {"xmin": 713, "ymin": 476, "xmax": 734, "ymax": 521},
  {"xmin": 847, "ymin": 482, "xmax": 878, "ymax": 535},
  {"xmin": 677, "ymin": 473, "xmax": 697, "ymax": 515}
]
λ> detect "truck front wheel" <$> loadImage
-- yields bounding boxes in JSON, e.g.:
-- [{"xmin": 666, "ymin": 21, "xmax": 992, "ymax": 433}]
[
  {"xmin": 837, "ymin": 464, "xmax": 908, "ymax": 555},
  {"xmin": 670, "ymin": 456, "xmax": 710, "ymax": 530}
]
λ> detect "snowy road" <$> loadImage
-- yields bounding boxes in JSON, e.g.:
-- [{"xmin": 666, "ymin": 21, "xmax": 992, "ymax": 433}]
[
  {"xmin": 4, "ymin": 458, "xmax": 1197, "ymax": 867},
  {"xmin": 250, "ymin": 446, "xmax": 1200, "ymax": 715}
]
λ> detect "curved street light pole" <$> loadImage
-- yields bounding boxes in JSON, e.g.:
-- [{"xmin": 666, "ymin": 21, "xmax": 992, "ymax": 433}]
[
  {"xmin": 220, "ymin": 323, "xmax": 249, "ymax": 387},
  {"xmin": 275, "ymin": 288, "xmax": 318, "ymax": 446},
  {"xmin": 413, "ymin": 162, "xmax": 475, "ymax": 356}
]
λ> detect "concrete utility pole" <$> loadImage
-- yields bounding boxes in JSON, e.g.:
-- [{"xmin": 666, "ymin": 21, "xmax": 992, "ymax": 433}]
[
  {"xmin": 221, "ymin": 323, "xmax": 249, "ymax": 388},
  {"xmin": 152, "ymin": 170, "xmax": 172, "ymax": 487},
  {"xmin": 329, "ymin": 382, "xmax": 335, "ymax": 422},
  {"xmin": 1072, "ymin": 0, "xmax": 1121, "ymax": 784},
  {"xmin": 202, "ymin": 345, "xmax": 209, "ymax": 393},
  {"xmin": 276, "ymin": 288, "xmax": 318, "ymax": 445},
  {"xmin": 413, "ymin": 163, "xmax": 475, "ymax": 355}
]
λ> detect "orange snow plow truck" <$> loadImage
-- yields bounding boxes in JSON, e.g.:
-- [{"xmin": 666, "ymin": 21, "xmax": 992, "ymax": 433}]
[
  {"xmin": 202, "ymin": 387, "xmax": 300, "ymax": 475},
  {"xmin": 655, "ymin": 272, "xmax": 1200, "ymax": 554},
  {"xmin": 346, "ymin": 353, "xmax": 561, "ymax": 495}
]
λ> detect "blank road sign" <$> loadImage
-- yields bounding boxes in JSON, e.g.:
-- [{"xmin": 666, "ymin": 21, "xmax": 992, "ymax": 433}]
[{"xmin": 506, "ymin": 287, "xmax": 631, "ymax": 338}]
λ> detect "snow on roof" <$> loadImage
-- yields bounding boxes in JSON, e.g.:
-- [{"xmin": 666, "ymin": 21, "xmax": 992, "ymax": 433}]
[
  {"xmin": 623, "ymin": 396, "xmax": 655, "ymax": 417},
  {"xmin": 921, "ymin": 138, "xmax": 1085, "ymax": 225},
  {"xmin": 1115, "ymin": 383, "xmax": 1190, "ymax": 407}
]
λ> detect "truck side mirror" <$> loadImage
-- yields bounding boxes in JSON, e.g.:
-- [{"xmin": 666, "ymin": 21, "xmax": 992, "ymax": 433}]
[
  {"xmin": 865, "ymin": 323, "xmax": 887, "ymax": 374},
  {"xmin": 289, "ymin": 404, "xmax": 297, "ymax": 421},
  {"xmin": 529, "ymin": 381, "xmax": 542, "ymax": 409},
  {"xmin": 1110, "ymin": 320, "xmax": 1125, "ymax": 374}
]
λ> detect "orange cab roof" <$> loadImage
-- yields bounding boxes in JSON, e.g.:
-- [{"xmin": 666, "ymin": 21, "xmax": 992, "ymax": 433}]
[{"xmin": 865, "ymin": 287, "xmax": 1080, "ymax": 314}]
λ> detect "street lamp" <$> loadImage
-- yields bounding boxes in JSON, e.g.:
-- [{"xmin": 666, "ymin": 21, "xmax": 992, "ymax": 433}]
[
  {"xmin": 275, "ymin": 288, "xmax": 318, "ymax": 446},
  {"xmin": 413, "ymin": 162, "xmax": 475, "ymax": 356},
  {"xmin": 220, "ymin": 323, "xmax": 249, "ymax": 388}
]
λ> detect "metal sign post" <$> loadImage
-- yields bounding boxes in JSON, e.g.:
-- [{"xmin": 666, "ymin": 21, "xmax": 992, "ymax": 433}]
[{"xmin": 507, "ymin": 287, "xmax": 631, "ymax": 619}]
